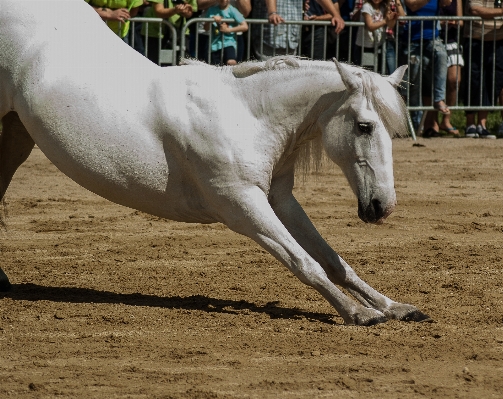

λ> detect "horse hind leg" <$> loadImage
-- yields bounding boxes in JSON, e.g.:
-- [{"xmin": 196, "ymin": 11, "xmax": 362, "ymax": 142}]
[{"xmin": 0, "ymin": 111, "xmax": 35, "ymax": 291}]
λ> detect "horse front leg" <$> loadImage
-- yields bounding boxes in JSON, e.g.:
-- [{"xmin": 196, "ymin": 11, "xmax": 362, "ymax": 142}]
[
  {"xmin": 0, "ymin": 111, "xmax": 36, "ymax": 291},
  {"xmin": 270, "ymin": 192, "xmax": 430, "ymax": 323},
  {"xmin": 218, "ymin": 186, "xmax": 388, "ymax": 326}
]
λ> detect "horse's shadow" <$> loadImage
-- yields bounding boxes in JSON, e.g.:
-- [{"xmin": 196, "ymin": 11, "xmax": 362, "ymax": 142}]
[{"xmin": 1, "ymin": 283, "xmax": 340, "ymax": 325}]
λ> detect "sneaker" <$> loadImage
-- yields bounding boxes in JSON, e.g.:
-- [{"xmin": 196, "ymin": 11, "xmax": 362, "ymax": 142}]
[
  {"xmin": 465, "ymin": 125, "xmax": 479, "ymax": 138},
  {"xmin": 477, "ymin": 125, "xmax": 497, "ymax": 139}
]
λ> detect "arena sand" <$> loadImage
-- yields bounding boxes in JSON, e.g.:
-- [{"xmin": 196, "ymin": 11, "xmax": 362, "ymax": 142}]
[{"xmin": 1, "ymin": 137, "xmax": 502, "ymax": 398}]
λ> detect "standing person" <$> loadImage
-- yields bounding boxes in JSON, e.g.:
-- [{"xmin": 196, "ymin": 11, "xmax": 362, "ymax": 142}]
[
  {"xmin": 400, "ymin": 0, "xmax": 450, "ymax": 137},
  {"xmin": 301, "ymin": 0, "xmax": 337, "ymax": 60},
  {"xmin": 332, "ymin": 0, "xmax": 357, "ymax": 62},
  {"xmin": 499, "ymin": 90, "xmax": 503, "ymax": 136},
  {"xmin": 140, "ymin": 0, "xmax": 196, "ymax": 65},
  {"xmin": 384, "ymin": 0, "xmax": 406, "ymax": 73},
  {"xmin": 86, "ymin": 0, "xmax": 144, "ymax": 42},
  {"xmin": 197, "ymin": 0, "xmax": 251, "ymax": 61},
  {"xmin": 462, "ymin": 0, "xmax": 502, "ymax": 139},
  {"xmin": 439, "ymin": 0, "xmax": 463, "ymax": 136},
  {"xmin": 251, "ymin": 0, "xmax": 345, "ymax": 60},
  {"xmin": 204, "ymin": 0, "xmax": 248, "ymax": 65},
  {"xmin": 353, "ymin": 0, "xmax": 399, "ymax": 69}
]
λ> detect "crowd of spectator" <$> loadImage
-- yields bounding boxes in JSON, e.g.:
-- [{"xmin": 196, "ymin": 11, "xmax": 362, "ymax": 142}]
[{"xmin": 87, "ymin": 0, "xmax": 503, "ymax": 138}]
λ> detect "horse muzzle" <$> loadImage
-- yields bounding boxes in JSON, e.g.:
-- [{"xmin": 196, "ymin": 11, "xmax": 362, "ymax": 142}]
[{"xmin": 358, "ymin": 197, "xmax": 396, "ymax": 224}]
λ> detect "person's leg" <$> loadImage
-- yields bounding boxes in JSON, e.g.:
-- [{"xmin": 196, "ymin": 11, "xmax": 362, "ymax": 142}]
[
  {"xmin": 475, "ymin": 42, "xmax": 495, "ymax": 137},
  {"xmin": 493, "ymin": 40, "xmax": 503, "ymax": 109},
  {"xmin": 421, "ymin": 94, "xmax": 442, "ymax": 137},
  {"xmin": 301, "ymin": 26, "xmax": 313, "ymax": 59},
  {"xmin": 145, "ymin": 36, "xmax": 160, "ymax": 65},
  {"xmin": 404, "ymin": 41, "xmax": 423, "ymax": 129},
  {"xmin": 211, "ymin": 49, "xmax": 222, "ymax": 66},
  {"xmin": 477, "ymin": 111, "xmax": 489, "ymax": 128},
  {"xmin": 236, "ymin": 33, "xmax": 245, "ymax": 62},
  {"xmin": 386, "ymin": 38, "xmax": 397, "ymax": 74},
  {"xmin": 431, "ymin": 38, "xmax": 449, "ymax": 113},
  {"xmin": 499, "ymin": 88, "xmax": 503, "ymax": 136},
  {"xmin": 353, "ymin": 45, "xmax": 363, "ymax": 66},
  {"xmin": 312, "ymin": 25, "xmax": 327, "ymax": 60},
  {"xmin": 474, "ymin": 40, "xmax": 501, "ymax": 138},
  {"xmin": 133, "ymin": 22, "xmax": 145, "ymax": 54},
  {"xmin": 462, "ymin": 38, "xmax": 482, "ymax": 136},
  {"xmin": 333, "ymin": 28, "xmax": 350, "ymax": 62},
  {"xmin": 440, "ymin": 64, "xmax": 461, "ymax": 134},
  {"xmin": 223, "ymin": 46, "xmax": 237, "ymax": 66}
]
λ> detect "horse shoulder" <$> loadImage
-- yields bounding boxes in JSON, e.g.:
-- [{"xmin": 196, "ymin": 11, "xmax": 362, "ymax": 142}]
[{"xmin": 160, "ymin": 71, "xmax": 276, "ymax": 194}]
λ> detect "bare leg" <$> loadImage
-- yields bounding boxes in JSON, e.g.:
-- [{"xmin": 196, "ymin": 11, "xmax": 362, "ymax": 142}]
[
  {"xmin": 465, "ymin": 112, "xmax": 476, "ymax": 127},
  {"xmin": 219, "ymin": 186, "xmax": 388, "ymax": 325},
  {"xmin": 0, "ymin": 111, "xmax": 35, "ymax": 291},
  {"xmin": 440, "ymin": 65, "xmax": 461, "ymax": 134},
  {"xmin": 422, "ymin": 97, "xmax": 440, "ymax": 132},
  {"xmin": 269, "ymin": 188, "xmax": 430, "ymax": 322},
  {"xmin": 478, "ymin": 111, "xmax": 489, "ymax": 128}
]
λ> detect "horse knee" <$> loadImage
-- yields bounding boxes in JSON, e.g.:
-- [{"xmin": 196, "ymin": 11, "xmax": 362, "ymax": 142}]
[{"xmin": 0, "ymin": 111, "xmax": 35, "ymax": 199}]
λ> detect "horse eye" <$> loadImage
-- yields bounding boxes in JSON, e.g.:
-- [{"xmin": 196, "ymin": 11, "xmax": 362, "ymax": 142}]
[{"xmin": 358, "ymin": 122, "xmax": 373, "ymax": 135}]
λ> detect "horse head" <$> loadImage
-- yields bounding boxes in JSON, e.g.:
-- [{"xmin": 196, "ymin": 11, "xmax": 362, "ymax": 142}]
[{"xmin": 320, "ymin": 60, "xmax": 408, "ymax": 224}]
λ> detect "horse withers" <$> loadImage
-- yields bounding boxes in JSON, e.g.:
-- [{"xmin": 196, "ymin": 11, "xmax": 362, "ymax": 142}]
[{"xmin": 0, "ymin": 0, "xmax": 430, "ymax": 325}]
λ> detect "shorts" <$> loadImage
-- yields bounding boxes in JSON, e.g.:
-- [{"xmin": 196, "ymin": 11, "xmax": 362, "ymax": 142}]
[
  {"xmin": 211, "ymin": 46, "xmax": 237, "ymax": 66},
  {"xmin": 445, "ymin": 42, "xmax": 464, "ymax": 68}
]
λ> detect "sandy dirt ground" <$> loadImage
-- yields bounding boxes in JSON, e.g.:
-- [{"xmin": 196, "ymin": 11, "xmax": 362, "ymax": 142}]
[{"xmin": 1, "ymin": 137, "xmax": 503, "ymax": 398}]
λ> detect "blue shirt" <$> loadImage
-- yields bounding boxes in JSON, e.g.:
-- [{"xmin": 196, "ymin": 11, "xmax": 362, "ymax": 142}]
[
  {"xmin": 207, "ymin": 5, "xmax": 245, "ymax": 51},
  {"xmin": 404, "ymin": 0, "xmax": 440, "ymax": 41}
]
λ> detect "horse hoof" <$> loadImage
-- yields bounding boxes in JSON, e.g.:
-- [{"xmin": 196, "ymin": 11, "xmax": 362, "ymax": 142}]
[
  {"xmin": 401, "ymin": 310, "xmax": 433, "ymax": 323},
  {"xmin": 347, "ymin": 309, "xmax": 388, "ymax": 326},
  {"xmin": 385, "ymin": 303, "xmax": 432, "ymax": 323},
  {"xmin": 362, "ymin": 315, "xmax": 388, "ymax": 326}
]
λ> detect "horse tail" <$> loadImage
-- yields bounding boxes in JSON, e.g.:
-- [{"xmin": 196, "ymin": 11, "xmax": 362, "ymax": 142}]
[
  {"xmin": 0, "ymin": 197, "xmax": 7, "ymax": 231},
  {"xmin": 0, "ymin": 111, "xmax": 36, "ymax": 230}
]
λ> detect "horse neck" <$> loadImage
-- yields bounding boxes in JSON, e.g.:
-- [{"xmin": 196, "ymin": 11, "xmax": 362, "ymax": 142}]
[{"xmin": 240, "ymin": 66, "xmax": 346, "ymax": 150}]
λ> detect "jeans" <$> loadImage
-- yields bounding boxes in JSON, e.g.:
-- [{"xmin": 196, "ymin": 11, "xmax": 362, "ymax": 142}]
[
  {"xmin": 400, "ymin": 38, "xmax": 448, "ymax": 128},
  {"xmin": 385, "ymin": 38, "xmax": 397, "ymax": 74},
  {"xmin": 301, "ymin": 25, "xmax": 326, "ymax": 60}
]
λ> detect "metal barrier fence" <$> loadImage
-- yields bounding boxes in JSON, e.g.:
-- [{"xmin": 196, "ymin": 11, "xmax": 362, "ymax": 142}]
[{"xmin": 129, "ymin": 16, "xmax": 503, "ymax": 135}]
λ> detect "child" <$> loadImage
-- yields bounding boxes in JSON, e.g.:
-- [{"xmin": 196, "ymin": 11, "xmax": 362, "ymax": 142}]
[
  {"xmin": 353, "ymin": 0, "xmax": 398, "ymax": 69},
  {"xmin": 204, "ymin": 0, "xmax": 248, "ymax": 66}
]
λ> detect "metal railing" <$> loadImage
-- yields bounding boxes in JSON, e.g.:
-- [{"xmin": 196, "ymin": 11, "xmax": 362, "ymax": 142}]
[{"xmin": 128, "ymin": 15, "xmax": 503, "ymax": 134}]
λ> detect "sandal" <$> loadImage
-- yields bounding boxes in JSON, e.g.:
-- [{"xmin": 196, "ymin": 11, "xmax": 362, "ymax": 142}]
[
  {"xmin": 434, "ymin": 101, "xmax": 450, "ymax": 115},
  {"xmin": 440, "ymin": 126, "xmax": 460, "ymax": 136},
  {"xmin": 422, "ymin": 127, "xmax": 442, "ymax": 138}
]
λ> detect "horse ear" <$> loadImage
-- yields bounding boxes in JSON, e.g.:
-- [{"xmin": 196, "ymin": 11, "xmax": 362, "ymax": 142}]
[
  {"xmin": 332, "ymin": 58, "xmax": 360, "ymax": 93},
  {"xmin": 387, "ymin": 65, "xmax": 408, "ymax": 87}
]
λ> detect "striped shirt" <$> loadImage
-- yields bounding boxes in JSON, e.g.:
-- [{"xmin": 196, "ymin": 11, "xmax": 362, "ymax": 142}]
[
  {"xmin": 465, "ymin": 0, "xmax": 503, "ymax": 41},
  {"xmin": 251, "ymin": 0, "xmax": 303, "ymax": 50}
]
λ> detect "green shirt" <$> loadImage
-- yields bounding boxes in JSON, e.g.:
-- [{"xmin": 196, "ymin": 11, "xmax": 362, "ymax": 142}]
[
  {"xmin": 141, "ymin": 0, "xmax": 198, "ymax": 38},
  {"xmin": 86, "ymin": 0, "xmax": 143, "ymax": 38}
]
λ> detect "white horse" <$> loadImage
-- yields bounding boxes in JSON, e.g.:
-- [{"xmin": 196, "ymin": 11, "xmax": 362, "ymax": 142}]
[{"xmin": 0, "ymin": 0, "xmax": 429, "ymax": 325}]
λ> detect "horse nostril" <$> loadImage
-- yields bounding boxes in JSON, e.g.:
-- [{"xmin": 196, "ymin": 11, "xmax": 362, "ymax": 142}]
[{"xmin": 371, "ymin": 198, "xmax": 383, "ymax": 219}]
